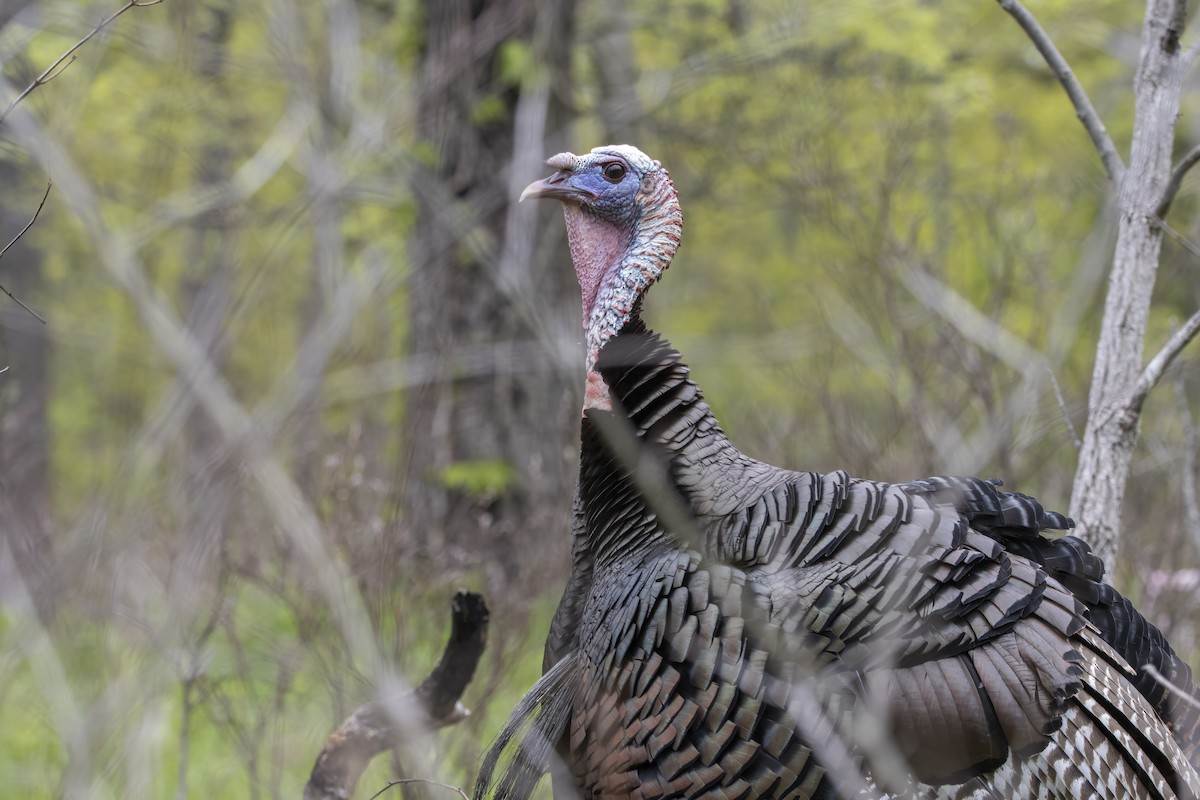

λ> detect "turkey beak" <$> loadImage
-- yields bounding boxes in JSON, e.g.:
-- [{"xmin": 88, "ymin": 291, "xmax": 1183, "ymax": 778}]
[{"xmin": 520, "ymin": 171, "xmax": 595, "ymax": 204}]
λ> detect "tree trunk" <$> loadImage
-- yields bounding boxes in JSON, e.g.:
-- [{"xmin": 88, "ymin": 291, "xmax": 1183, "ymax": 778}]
[
  {"xmin": 591, "ymin": 0, "xmax": 642, "ymax": 141},
  {"xmin": 1069, "ymin": 0, "xmax": 1188, "ymax": 564},
  {"xmin": 395, "ymin": 0, "xmax": 577, "ymax": 587},
  {"xmin": 174, "ymin": 11, "xmax": 237, "ymax": 795}
]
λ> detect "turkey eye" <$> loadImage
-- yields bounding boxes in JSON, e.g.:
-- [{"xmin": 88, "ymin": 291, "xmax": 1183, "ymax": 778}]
[{"xmin": 602, "ymin": 162, "xmax": 626, "ymax": 183}]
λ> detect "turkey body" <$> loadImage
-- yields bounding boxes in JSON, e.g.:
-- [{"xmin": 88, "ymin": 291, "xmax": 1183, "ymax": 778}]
[
  {"xmin": 475, "ymin": 145, "xmax": 1200, "ymax": 800},
  {"xmin": 556, "ymin": 323, "xmax": 1198, "ymax": 799}
]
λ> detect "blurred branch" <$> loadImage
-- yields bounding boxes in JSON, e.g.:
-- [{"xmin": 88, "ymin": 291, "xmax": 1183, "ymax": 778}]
[
  {"xmin": 1174, "ymin": 377, "xmax": 1200, "ymax": 560},
  {"xmin": 0, "ymin": 180, "xmax": 50, "ymax": 324},
  {"xmin": 0, "ymin": 0, "xmax": 163, "ymax": 127},
  {"xmin": 1154, "ymin": 210, "xmax": 1200, "ymax": 261},
  {"xmin": 0, "ymin": 0, "xmax": 163, "ymax": 334},
  {"xmin": 995, "ymin": 0, "xmax": 1125, "ymax": 185},
  {"xmin": 892, "ymin": 257, "xmax": 1073, "ymax": 472},
  {"xmin": 175, "ymin": 562, "xmax": 232, "ymax": 800},
  {"xmin": 0, "ymin": 534, "xmax": 91, "ymax": 796},
  {"xmin": 1046, "ymin": 365, "xmax": 1082, "ymax": 449},
  {"xmin": 304, "ymin": 592, "xmax": 489, "ymax": 800},
  {"xmin": 1, "ymin": 91, "xmax": 396, "ymax": 692},
  {"xmin": 894, "ymin": 259, "xmax": 1047, "ymax": 374},
  {"xmin": 129, "ymin": 102, "xmax": 312, "ymax": 248},
  {"xmin": 1142, "ymin": 663, "xmax": 1200, "ymax": 710}
]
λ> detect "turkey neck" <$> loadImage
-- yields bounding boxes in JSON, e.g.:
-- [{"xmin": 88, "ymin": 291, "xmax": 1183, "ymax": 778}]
[
  {"xmin": 580, "ymin": 319, "xmax": 755, "ymax": 563},
  {"xmin": 569, "ymin": 170, "xmax": 682, "ymax": 409}
]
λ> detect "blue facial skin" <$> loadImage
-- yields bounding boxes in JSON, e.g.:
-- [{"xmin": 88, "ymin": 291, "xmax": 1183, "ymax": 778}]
[{"xmin": 569, "ymin": 156, "xmax": 645, "ymax": 229}]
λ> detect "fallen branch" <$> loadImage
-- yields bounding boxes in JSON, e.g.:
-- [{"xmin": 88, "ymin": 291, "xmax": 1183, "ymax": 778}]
[
  {"xmin": 0, "ymin": 180, "xmax": 51, "ymax": 324},
  {"xmin": 996, "ymin": 0, "xmax": 1125, "ymax": 185},
  {"xmin": 303, "ymin": 591, "xmax": 490, "ymax": 800},
  {"xmin": 0, "ymin": 0, "xmax": 163, "ymax": 127}
]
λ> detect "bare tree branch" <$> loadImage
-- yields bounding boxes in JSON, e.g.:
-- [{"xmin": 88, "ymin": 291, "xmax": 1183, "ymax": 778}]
[
  {"xmin": 0, "ymin": 180, "xmax": 50, "ymax": 324},
  {"xmin": 895, "ymin": 259, "xmax": 1048, "ymax": 373},
  {"xmin": 996, "ymin": 0, "xmax": 1126, "ymax": 185},
  {"xmin": 889, "ymin": 256, "xmax": 1073, "ymax": 475},
  {"xmin": 1156, "ymin": 142, "xmax": 1200, "ymax": 216},
  {"xmin": 0, "ymin": 0, "xmax": 163, "ymax": 127},
  {"xmin": 1124, "ymin": 308, "xmax": 1200, "ymax": 421},
  {"xmin": 304, "ymin": 592, "xmax": 489, "ymax": 800},
  {"xmin": 128, "ymin": 101, "xmax": 312, "ymax": 248}
]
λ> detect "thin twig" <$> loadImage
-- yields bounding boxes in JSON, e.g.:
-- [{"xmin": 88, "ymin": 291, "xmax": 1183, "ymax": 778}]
[
  {"xmin": 1142, "ymin": 663, "xmax": 1200, "ymax": 711},
  {"xmin": 0, "ymin": 283, "xmax": 44, "ymax": 323},
  {"xmin": 41, "ymin": 55, "xmax": 78, "ymax": 84},
  {"xmin": 1156, "ymin": 142, "xmax": 1200, "ymax": 216},
  {"xmin": 0, "ymin": 181, "xmax": 51, "ymax": 324},
  {"xmin": 1155, "ymin": 210, "xmax": 1200, "ymax": 261},
  {"xmin": 0, "ymin": 0, "xmax": 164, "ymax": 127},
  {"xmin": 995, "ymin": 0, "xmax": 1126, "ymax": 185},
  {"xmin": 368, "ymin": 779, "xmax": 469, "ymax": 800},
  {"xmin": 0, "ymin": 180, "xmax": 51, "ymax": 262},
  {"xmin": 1125, "ymin": 308, "xmax": 1200, "ymax": 420},
  {"xmin": 1045, "ymin": 365, "xmax": 1081, "ymax": 449}
]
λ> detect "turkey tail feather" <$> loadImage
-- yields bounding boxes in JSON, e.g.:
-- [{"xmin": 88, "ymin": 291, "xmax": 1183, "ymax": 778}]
[{"xmin": 473, "ymin": 652, "xmax": 578, "ymax": 800}]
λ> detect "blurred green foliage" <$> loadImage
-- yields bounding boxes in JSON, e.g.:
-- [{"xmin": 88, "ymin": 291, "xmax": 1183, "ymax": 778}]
[
  {"xmin": 439, "ymin": 460, "xmax": 518, "ymax": 498},
  {"xmin": 1, "ymin": 0, "xmax": 1197, "ymax": 798}
]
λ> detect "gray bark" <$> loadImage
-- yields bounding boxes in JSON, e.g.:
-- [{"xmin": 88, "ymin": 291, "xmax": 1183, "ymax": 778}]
[
  {"xmin": 1068, "ymin": 0, "xmax": 1189, "ymax": 563},
  {"xmin": 396, "ymin": 0, "xmax": 577, "ymax": 586}
]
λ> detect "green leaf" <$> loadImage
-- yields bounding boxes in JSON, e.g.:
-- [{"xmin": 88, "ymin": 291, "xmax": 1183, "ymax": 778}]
[{"xmin": 438, "ymin": 459, "xmax": 517, "ymax": 497}]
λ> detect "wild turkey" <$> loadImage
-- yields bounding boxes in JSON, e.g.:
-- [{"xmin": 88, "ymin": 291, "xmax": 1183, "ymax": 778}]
[{"xmin": 475, "ymin": 145, "xmax": 1200, "ymax": 799}]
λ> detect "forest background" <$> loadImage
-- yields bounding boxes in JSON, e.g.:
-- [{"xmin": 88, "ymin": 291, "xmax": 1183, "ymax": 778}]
[{"xmin": 1, "ymin": 0, "xmax": 1198, "ymax": 798}]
